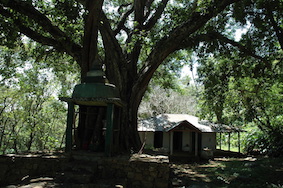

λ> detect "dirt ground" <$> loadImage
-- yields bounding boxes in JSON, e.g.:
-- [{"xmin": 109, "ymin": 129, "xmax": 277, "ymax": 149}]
[{"xmin": 170, "ymin": 156, "xmax": 283, "ymax": 188}]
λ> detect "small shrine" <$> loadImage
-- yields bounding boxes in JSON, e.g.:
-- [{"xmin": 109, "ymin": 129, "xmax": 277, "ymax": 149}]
[{"xmin": 60, "ymin": 65, "xmax": 123, "ymax": 156}]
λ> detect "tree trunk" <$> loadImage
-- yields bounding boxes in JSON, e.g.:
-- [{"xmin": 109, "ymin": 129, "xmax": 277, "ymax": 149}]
[
  {"xmin": 27, "ymin": 131, "xmax": 34, "ymax": 151},
  {"xmin": 119, "ymin": 98, "xmax": 142, "ymax": 152},
  {"xmin": 81, "ymin": 0, "xmax": 104, "ymax": 79}
]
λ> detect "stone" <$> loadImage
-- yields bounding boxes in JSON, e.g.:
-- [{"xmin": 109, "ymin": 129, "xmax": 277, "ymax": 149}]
[
  {"xmin": 142, "ymin": 182, "xmax": 154, "ymax": 188},
  {"xmin": 0, "ymin": 153, "xmax": 170, "ymax": 188},
  {"xmin": 155, "ymin": 179, "xmax": 169, "ymax": 188},
  {"xmin": 149, "ymin": 166, "xmax": 155, "ymax": 172},
  {"xmin": 135, "ymin": 173, "xmax": 143, "ymax": 181},
  {"xmin": 150, "ymin": 171, "xmax": 158, "ymax": 178},
  {"xmin": 127, "ymin": 172, "xmax": 135, "ymax": 179}
]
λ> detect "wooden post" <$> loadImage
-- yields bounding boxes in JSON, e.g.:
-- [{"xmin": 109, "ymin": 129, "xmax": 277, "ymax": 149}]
[
  {"xmin": 170, "ymin": 132, "xmax": 173, "ymax": 155},
  {"xmin": 105, "ymin": 103, "xmax": 114, "ymax": 156},
  {"xmin": 65, "ymin": 102, "xmax": 74, "ymax": 152},
  {"xmin": 219, "ymin": 132, "xmax": 222, "ymax": 150},
  {"xmin": 195, "ymin": 132, "xmax": 198, "ymax": 156},
  {"xmin": 228, "ymin": 132, "xmax": 231, "ymax": 151},
  {"xmin": 238, "ymin": 132, "xmax": 241, "ymax": 153}
]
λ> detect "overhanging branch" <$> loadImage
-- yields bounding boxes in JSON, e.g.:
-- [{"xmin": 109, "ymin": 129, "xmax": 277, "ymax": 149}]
[
  {"xmin": 0, "ymin": 0, "xmax": 82, "ymax": 61},
  {"xmin": 143, "ymin": 0, "xmax": 169, "ymax": 31},
  {"xmin": 1, "ymin": 0, "xmax": 66, "ymax": 39},
  {"xmin": 0, "ymin": 6, "xmax": 61, "ymax": 50},
  {"xmin": 139, "ymin": 0, "xmax": 241, "ymax": 80},
  {"xmin": 266, "ymin": 8, "xmax": 283, "ymax": 51},
  {"xmin": 134, "ymin": 0, "xmax": 146, "ymax": 26},
  {"xmin": 177, "ymin": 30, "xmax": 267, "ymax": 62},
  {"xmin": 132, "ymin": 0, "xmax": 241, "ymax": 108},
  {"xmin": 114, "ymin": 5, "xmax": 134, "ymax": 35},
  {"xmin": 75, "ymin": 0, "xmax": 87, "ymax": 7},
  {"xmin": 208, "ymin": 31, "xmax": 266, "ymax": 61},
  {"xmin": 100, "ymin": 12, "xmax": 126, "ymax": 90},
  {"xmin": 81, "ymin": 0, "xmax": 104, "ymax": 77}
]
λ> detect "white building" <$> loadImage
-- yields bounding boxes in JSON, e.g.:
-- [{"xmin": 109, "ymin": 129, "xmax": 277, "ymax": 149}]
[{"xmin": 138, "ymin": 114, "xmax": 241, "ymax": 157}]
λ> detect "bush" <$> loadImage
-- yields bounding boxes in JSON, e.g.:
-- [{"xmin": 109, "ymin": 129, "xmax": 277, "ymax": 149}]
[{"xmin": 243, "ymin": 127, "xmax": 283, "ymax": 157}]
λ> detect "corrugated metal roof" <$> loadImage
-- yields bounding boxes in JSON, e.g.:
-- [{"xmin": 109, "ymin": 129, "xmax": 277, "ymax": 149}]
[{"xmin": 138, "ymin": 114, "xmax": 243, "ymax": 133}]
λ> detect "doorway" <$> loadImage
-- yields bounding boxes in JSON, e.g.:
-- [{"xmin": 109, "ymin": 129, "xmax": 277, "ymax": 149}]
[
  {"xmin": 154, "ymin": 131, "xmax": 163, "ymax": 148},
  {"xmin": 173, "ymin": 132, "xmax": 183, "ymax": 151}
]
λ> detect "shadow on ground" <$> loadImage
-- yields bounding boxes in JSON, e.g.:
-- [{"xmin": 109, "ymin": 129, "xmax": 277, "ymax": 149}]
[{"xmin": 170, "ymin": 156, "xmax": 283, "ymax": 188}]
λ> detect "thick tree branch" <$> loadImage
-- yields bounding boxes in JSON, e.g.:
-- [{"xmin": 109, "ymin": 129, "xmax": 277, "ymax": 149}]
[
  {"xmin": 266, "ymin": 9, "xmax": 283, "ymax": 51},
  {"xmin": 132, "ymin": 0, "xmax": 241, "ymax": 109},
  {"xmin": 178, "ymin": 31, "xmax": 272, "ymax": 75},
  {"xmin": 81, "ymin": 0, "xmax": 104, "ymax": 78},
  {"xmin": 0, "ymin": 0, "xmax": 82, "ymax": 61},
  {"xmin": 177, "ymin": 31, "xmax": 266, "ymax": 62},
  {"xmin": 144, "ymin": 0, "xmax": 154, "ymax": 20},
  {"xmin": 210, "ymin": 32, "xmax": 266, "ymax": 61},
  {"xmin": 75, "ymin": 0, "xmax": 87, "ymax": 7},
  {"xmin": 143, "ymin": 0, "xmax": 169, "ymax": 31},
  {"xmin": 0, "ymin": 6, "xmax": 79, "ymax": 57},
  {"xmin": 100, "ymin": 13, "xmax": 126, "ymax": 91},
  {"xmin": 139, "ymin": 0, "xmax": 241, "ymax": 81},
  {"xmin": 129, "ymin": 40, "xmax": 141, "ymax": 78},
  {"xmin": 1, "ymin": 0, "xmax": 66, "ymax": 39},
  {"xmin": 118, "ymin": 3, "xmax": 132, "ymax": 13},
  {"xmin": 134, "ymin": 0, "xmax": 146, "ymax": 26},
  {"xmin": 114, "ymin": 5, "xmax": 134, "ymax": 35}
]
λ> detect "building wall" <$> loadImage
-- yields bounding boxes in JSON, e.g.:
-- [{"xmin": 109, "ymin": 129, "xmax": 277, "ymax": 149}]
[
  {"xmin": 201, "ymin": 132, "xmax": 216, "ymax": 150},
  {"xmin": 139, "ymin": 131, "xmax": 154, "ymax": 148},
  {"xmin": 139, "ymin": 131, "xmax": 217, "ymax": 152},
  {"xmin": 163, "ymin": 132, "xmax": 170, "ymax": 149},
  {"xmin": 139, "ymin": 132, "xmax": 170, "ymax": 151}
]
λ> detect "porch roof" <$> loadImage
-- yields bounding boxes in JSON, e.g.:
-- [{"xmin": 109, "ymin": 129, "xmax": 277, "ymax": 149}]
[{"xmin": 138, "ymin": 114, "xmax": 243, "ymax": 133}]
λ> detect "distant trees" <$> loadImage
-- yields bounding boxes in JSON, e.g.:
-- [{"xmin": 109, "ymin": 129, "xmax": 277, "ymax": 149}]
[
  {"xmin": 0, "ymin": 46, "xmax": 78, "ymax": 154},
  {"xmin": 138, "ymin": 84, "xmax": 198, "ymax": 118}
]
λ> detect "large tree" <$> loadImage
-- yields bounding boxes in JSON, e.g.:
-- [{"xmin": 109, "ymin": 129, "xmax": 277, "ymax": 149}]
[{"xmin": 1, "ymin": 0, "xmax": 250, "ymax": 151}]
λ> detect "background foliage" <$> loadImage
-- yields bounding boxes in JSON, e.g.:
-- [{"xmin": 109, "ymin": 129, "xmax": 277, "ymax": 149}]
[{"xmin": 0, "ymin": 45, "xmax": 79, "ymax": 154}]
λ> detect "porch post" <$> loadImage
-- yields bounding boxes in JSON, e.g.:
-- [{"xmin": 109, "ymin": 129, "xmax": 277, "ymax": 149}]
[
  {"xmin": 170, "ymin": 132, "xmax": 173, "ymax": 155},
  {"xmin": 65, "ymin": 102, "xmax": 74, "ymax": 152},
  {"xmin": 228, "ymin": 132, "xmax": 231, "ymax": 151},
  {"xmin": 105, "ymin": 103, "xmax": 114, "ymax": 156},
  {"xmin": 238, "ymin": 132, "xmax": 241, "ymax": 153},
  {"xmin": 219, "ymin": 132, "xmax": 222, "ymax": 150},
  {"xmin": 195, "ymin": 132, "xmax": 198, "ymax": 156}
]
